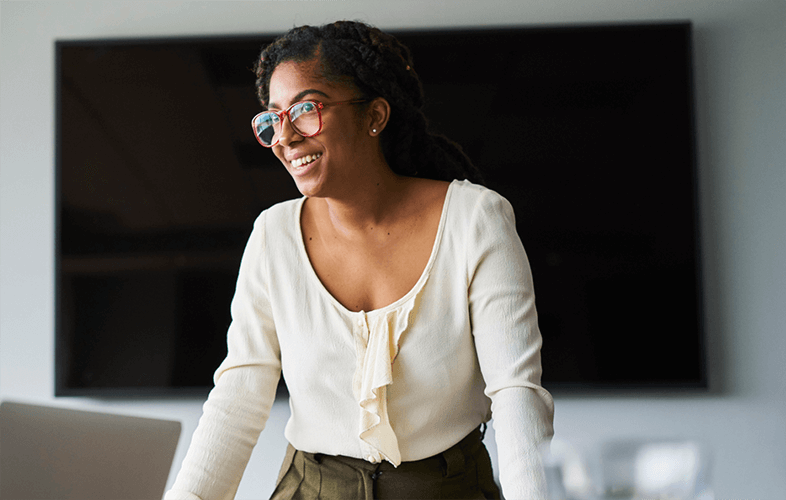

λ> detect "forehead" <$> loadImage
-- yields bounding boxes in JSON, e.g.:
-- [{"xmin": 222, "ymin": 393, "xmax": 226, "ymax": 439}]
[{"xmin": 268, "ymin": 59, "xmax": 350, "ymax": 108}]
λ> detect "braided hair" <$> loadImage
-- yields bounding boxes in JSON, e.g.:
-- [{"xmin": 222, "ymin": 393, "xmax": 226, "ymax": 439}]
[{"xmin": 254, "ymin": 20, "xmax": 484, "ymax": 185}]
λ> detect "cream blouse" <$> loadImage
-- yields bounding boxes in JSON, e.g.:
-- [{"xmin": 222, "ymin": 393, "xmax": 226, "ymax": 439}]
[{"xmin": 166, "ymin": 180, "xmax": 554, "ymax": 500}]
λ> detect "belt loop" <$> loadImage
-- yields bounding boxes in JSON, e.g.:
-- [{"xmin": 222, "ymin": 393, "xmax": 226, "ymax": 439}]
[
  {"xmin": 370, "ymin": 462, "xmax": 383, "ymax": 480},
  {"xmin": 442, "ymin": 443, "xmax": 465, "ymax": 478}
]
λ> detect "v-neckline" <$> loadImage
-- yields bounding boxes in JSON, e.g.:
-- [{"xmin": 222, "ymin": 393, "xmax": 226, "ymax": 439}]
[{"xmin": 295, "ymin": 180, "xmax": 456, "ymax": 316}]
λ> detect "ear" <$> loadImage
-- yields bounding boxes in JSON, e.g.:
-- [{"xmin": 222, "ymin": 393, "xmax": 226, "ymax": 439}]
[{"xmin": 366, "ymin": 97, "xmax": 391, "ymax": 137}]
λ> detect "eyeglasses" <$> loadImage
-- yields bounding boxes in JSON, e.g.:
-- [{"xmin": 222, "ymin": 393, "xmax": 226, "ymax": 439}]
[{"xmin": 251, "ymin": 99, "xmax": 368, "ymax": 147}]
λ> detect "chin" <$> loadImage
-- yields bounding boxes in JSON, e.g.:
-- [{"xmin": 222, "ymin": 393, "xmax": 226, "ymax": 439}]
[{"xmin": 291, "ymin": 178, "xmax": 324, "ymax": 199}]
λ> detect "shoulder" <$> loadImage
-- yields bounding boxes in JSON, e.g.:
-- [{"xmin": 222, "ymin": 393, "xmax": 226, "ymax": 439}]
[
  {"xmin": 447, "ymin": 179, "xmax": 516, "ymax": 224},
  {"xmin": 243, "ymin": 197, "xmax": 304, "ymax": 259},
  {"xmin": 449, "ymin": 179, "xmax": 511, "ymax": 204},
  {"xmin": 443, "ymin": 180, "xmax": 523, "ymax": 268},
  {"xmin": 238, "ymin": 197, "xmax": 305, "ymax": 280},
  {"xmin": 252, "ymin": 196, "xmax": 303, "ymax": 229}
]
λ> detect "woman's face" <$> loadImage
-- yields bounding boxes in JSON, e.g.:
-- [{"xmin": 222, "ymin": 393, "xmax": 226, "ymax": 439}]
[{"xmin": 266, "ymin": 59, "xmax": 370, "ymax": 198}]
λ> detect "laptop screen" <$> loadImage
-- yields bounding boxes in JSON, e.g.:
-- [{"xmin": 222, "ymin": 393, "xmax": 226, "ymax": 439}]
[{"xmin": 0, "ymin": 401, "xmax": 181, "ymax": 500}]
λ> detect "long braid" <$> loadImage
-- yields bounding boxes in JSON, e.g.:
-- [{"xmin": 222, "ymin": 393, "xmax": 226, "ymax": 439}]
[{"xmin": 254, "ymin": 21, "xmax": 485, "ymax": 184}]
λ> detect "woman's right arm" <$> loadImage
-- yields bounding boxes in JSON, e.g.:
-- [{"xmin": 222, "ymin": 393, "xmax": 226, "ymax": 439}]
[{"xmin": 165, "ymin": 214, "xmax": 282, "ymax": 500}]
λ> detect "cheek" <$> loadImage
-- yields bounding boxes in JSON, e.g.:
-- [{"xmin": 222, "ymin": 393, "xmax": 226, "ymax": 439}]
[
  {"xmin": 325, "ymin": 108, "xmax": 365, "ymax": 138},
  {"xmin": 272, "ymin": 147, "xmax": 287, "ymax": 165},
  {"xmin": 323, "ymin": 123, "xmax": 363, "ymax": 153}
]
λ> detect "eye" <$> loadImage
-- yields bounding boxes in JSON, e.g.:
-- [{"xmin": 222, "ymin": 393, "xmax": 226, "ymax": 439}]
[
  {"xmin": 256, "ymin": 112, "xmax": 280, "ymax": 128},
  {"xmin": 291, "ymin": 101, "xmax": 318, "ymax": 121}
]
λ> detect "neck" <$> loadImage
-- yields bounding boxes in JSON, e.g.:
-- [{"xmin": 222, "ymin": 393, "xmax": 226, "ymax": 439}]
[{"xmin": 312, "ymin": 169, "xmax": 414, "ymax": 239}]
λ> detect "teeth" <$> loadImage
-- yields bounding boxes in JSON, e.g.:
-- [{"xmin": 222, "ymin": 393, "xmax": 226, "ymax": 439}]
[{"xmin": 291, "ymin": 153, "xmax": 321, "ymax": 168}]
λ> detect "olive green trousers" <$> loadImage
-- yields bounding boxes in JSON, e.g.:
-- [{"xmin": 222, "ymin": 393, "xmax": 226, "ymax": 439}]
[{"xmin": 270, "ymin": 426, "xmax": 501, "ymax": 500}]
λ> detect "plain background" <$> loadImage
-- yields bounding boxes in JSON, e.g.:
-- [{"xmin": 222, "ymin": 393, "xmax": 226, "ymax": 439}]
[{"xmin": 1, "ymin": 1, "xmax": 784, "ymax": 499}]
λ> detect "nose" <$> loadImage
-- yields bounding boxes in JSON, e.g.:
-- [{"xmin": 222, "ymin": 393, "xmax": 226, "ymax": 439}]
[{"xmin": 278, "ymin": 114, "xmax": 302, "ymax": 147}]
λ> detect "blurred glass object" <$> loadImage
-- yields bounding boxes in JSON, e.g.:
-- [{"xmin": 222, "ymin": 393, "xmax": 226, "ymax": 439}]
[
  {"xmin": 600, "ymin": 439, "xmax": 714, "ymax": 499},
  {"xmin": 541, "ymin": 438, "xmax": 714, "ymax": 500},
  {"xmin": 541, "ymin": 438, "xmax": 595, "ymax": 500}
]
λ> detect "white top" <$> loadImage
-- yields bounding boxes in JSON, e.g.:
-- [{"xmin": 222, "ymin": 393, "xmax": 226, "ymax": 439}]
[{"xmin": 165, "ymin": 179, "xmax": 554, "ymax": 500}]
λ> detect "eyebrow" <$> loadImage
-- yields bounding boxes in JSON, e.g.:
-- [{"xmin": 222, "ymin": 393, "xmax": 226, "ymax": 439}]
[{"xmin": 268, "ymin": 88, "xmax": 330, "ymax": 110}]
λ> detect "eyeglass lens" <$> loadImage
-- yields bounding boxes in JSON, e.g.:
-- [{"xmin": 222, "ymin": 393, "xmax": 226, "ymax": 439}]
[{"xmin": 253, "ymin": 101, "xmax": 321, "ymax": 146}]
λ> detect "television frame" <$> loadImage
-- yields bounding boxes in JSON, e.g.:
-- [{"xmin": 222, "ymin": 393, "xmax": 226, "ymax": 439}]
[{"xmin": 55, "ymin": 21, "xmax": 706, "ymax": 398}]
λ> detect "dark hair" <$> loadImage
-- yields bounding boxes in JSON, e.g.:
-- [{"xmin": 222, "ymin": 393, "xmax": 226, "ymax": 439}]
[{"xmin": 254, "ymin": 20, "xmax": 484, "ymax": 184}]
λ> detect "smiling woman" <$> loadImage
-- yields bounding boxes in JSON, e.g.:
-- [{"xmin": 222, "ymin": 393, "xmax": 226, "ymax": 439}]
[
  {"xmin": 166, "ymin": 20, "xmax": 554, "ymax": 500},
  {"xmin": 263, "ymin": 58, "xmax": 385, "ymax": 201}
]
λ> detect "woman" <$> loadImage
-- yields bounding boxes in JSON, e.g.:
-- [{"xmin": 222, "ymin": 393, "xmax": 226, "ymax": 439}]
[{"xmin": 166, "ymin": 20, "xmax": 554, "ymax": 500}]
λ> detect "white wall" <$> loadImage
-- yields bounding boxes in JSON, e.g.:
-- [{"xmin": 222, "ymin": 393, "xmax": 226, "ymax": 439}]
[{"xmin": 2, "ymin": 1, "xmax": 784, "ymax": 499}]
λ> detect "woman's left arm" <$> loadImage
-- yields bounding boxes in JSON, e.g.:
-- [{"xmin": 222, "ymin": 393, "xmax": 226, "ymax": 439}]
[{"xmin": 466, "ymin": 189, "xmax": 555, "ymax": 500}]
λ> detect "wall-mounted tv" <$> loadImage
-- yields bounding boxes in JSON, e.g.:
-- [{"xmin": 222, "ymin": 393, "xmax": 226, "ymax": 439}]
[{"xmin": 55, "ymin": 22, "xmax": 705, "ymax": 397}]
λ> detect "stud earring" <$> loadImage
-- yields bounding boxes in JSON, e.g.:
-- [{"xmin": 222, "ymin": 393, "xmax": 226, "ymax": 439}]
[{"xmin": 372, "ymin": 128, "xmax": 377, "ymax": 134}]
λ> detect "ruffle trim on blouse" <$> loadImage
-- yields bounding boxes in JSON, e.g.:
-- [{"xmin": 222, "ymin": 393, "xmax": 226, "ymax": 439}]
[{"xmin": 352, "ymin": 290, "xmax": 420, "ymax": 467}]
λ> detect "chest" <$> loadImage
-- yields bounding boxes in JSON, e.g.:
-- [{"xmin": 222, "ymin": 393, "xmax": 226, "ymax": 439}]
[{"xmin": 303, "ymin": 223, "xmax": 437, "ymax": 313}]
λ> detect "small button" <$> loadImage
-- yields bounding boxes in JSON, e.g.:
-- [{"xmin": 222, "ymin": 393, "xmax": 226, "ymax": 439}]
[
  {"xmin": 357, "ymin": 318, "xmax": 365, "ymax": 327},
  {"xmin": 367, "ymin": 455, "xmax": 378, "ymax": 463}
]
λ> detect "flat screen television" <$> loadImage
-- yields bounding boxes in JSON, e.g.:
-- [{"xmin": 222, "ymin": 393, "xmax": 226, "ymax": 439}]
[{"xmin": 55, "ymin": 22, "xmax": 705, "ymax": 397}]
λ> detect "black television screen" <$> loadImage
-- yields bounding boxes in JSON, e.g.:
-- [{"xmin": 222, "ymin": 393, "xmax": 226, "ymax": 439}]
[{"xmin": 55, "ymin": 22, "xmax": 704, "ymax": 397}]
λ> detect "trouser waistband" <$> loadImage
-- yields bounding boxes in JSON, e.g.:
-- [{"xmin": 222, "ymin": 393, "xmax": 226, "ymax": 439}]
[
  {"xmin": 271, "ymin": 424, "xmax": 500, "ymax": 500},
  {"xmin": 304, "ymin": 424, "xmax": 486, "ymax": 477}
]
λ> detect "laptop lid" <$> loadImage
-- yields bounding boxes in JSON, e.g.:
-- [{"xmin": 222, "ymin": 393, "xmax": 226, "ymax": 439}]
[{"xmin": 0, "ymin": 401, "xmax": 181, "ymax": 500}]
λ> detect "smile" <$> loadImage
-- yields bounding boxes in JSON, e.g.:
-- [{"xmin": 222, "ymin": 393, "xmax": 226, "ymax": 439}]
[{"xmin": 290, "ymin": 153, "xmax": 322, "ymax": 168}]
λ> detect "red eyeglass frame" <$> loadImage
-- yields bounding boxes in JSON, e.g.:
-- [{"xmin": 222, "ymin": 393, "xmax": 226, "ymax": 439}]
[{"xmin": 251, "ymin": 98, "xmax": 369, "ymax": 147}]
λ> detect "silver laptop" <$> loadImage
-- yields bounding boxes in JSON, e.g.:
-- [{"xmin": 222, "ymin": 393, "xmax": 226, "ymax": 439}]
[{"xmin": 0, "ymin": 401, "xmax": 181, "ymax": 500}]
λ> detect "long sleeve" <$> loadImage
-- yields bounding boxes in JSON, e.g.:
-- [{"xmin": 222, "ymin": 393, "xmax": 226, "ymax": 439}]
[
  {"xmin": 466, "ymin": 190, "xmax": 555, "ymax": 500},
  {"xmin": 166, "ymin": 181, "xmax": 554, "ymax": 499},
  {"xmin": 165, "ymin": 214, "xmax": 282, "ymax": 500}
]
